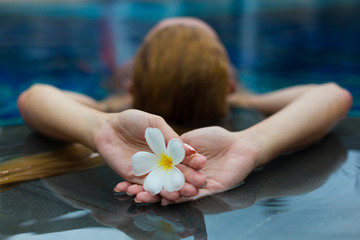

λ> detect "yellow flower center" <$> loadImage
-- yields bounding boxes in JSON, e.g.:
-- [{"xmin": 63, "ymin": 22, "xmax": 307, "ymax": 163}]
[
  {"xmin": 159, "ymin": 154, "xmax": 173, "ymax": 171},
  {"xmin": 159, "ymin": 221, "xmax": 174, "ymax": 232}
]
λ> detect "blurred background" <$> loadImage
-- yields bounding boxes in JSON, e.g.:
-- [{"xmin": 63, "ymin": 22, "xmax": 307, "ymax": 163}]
[{"xmin": 0, "ymin": 0, "xmax": 359, "ymax": 126}]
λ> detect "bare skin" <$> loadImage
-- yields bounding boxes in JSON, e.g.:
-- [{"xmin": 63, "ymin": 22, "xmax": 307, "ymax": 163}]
[
  {"xmin": 114, "ymin": 83, "xmax": 352, "ymax": 205},
  {"xmin": 17, "ymin": 84, "xmax": 207, "ymax": 201},
  {"xmin": 17, "ymin": 16, "xmax": 353, "ymax": 205}
]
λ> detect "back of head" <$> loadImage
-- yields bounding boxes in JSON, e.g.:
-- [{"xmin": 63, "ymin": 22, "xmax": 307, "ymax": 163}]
[{"xmin": 132, "ymin": 25, "xmax": 231, "ymax": 126}]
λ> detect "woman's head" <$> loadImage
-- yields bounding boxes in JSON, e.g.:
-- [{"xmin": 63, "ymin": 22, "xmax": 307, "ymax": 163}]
[{"xmin": 132, "ymin": 19, "xmax": 232, "ymax": 125}]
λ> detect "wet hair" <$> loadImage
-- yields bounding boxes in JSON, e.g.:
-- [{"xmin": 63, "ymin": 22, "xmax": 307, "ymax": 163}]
[
  {"xmin": 132, "ymin": 25, "xmax": 231, "ymax": 126},
  {"xmin": 0, "ymin": 144, "xmax": 103, "ymax": 189}
]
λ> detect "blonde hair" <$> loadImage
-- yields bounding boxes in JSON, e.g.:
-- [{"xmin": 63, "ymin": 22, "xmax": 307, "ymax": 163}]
[
  {"xmin": 0, "ymin": 144, "xmax": 103, "ymax": 190},
  {"xmin": 133, "ymin": 25, "xmax": 231, "ymax": 125}
]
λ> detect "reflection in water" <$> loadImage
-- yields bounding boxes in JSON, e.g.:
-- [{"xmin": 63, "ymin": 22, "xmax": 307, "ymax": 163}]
[
  {"xmin": 338, "ymin": 150, "xmax": 360, "ymax": 195},
  {"xmin": 192, "ymin": 134, "xmax": 347, "ymax": 214},
  {"xmin": 0, "ymin": 125, "xmax": 359, "ymax": 239},
  {"xmin": 133, "ymin": 214, "xmax": 185, "ymax": 240},
  {"xmin": 259, "ymin": 198, "xmax": 290, "ymax": 216},
  {"xmin": 0, "ymin": 143, "xmax": 104, "ymax": 187},
  {"xmin": 341, "ymin": 150, "xmax": 360, "ymax": 177},
  {"xmin": 3, "ymin": 133, "xmax": 344, "ymax": 239},
  {"xmin": 0, "ymin": 0, "xmax": 359, "ymax": 238},
  {"xmin": 354, "ymin": 151, "xmax": 360, "ymax": 193},
  {"xmin": 127, "ymin": 203, "xmax": 207, "ymax": 240}
]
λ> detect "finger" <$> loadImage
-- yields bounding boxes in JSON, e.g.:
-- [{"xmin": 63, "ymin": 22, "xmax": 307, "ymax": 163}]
[
  {"xmin": 182, "ymin": 153, "xmax": 207, "ymax": 170},
  {"xmin": 177, "ymin": 164, "xmax": 206, "ymax": 188},
  {"xmin": 159, "ymin": 189, "xmax": 180, "ymax": 201},
  {"xmin": 114, "ymin": 181, "xmax": 132, "ymax": 193},
  {"xmin": 135, "ymin": 191, "xmax": 161, "ymax": 204},
  {"xmin": 183, "ymin": 143, "xmax": 197, "ymax": 156},
  {"xmin": 160, "ymin": 184, "xmax": 198, "ymax": 206},
  {"xmin": 179, "ymin": 183, "xmax": 199, "ymax": 197},
  {"xmin": 163, "ymin": 188, "xmax": 211, "ymax": 206},
  {"xmin": 177, "ymin": 189, "xmax": 210, "ymax": 204},
  {"xmin": 161, "ymin": 198, "xmax": 174, "ymax": 206},
  {"xmin": 127, "ymin": 184, "xmax": 145, "ymax": 196}
]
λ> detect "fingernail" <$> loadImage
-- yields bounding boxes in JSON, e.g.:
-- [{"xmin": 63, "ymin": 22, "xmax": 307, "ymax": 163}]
[
  {"xmin": 199, "ymin": 158, "xmax": 206, "ymax": 168},
  {"xmin": 200, "ymin": 181, "xmax": 207, "ymax": 189},
  {"xmin": 184, "ymin": 143, "xmax": 197, "ymax": 154}
]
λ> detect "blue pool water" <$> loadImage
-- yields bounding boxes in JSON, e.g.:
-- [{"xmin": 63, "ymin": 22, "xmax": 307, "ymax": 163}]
[
  {"xmin": 1, "ymin": 2, "xmax": 360, "ymax": 239},
  {"xmin": 0, "ymin": 0, "xmax": 359, "ymax": 126},
  {"xmin": 1, "ymin": 120, "xmax": 360, "ymax": 239}
]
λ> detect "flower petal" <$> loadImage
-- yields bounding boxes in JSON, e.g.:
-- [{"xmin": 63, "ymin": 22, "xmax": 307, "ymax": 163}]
[
  {"xmin": 133, "ymin": 215, "xmax": 158, "ymax": 231},
  {"xmin": 163, "ymin": 167, "xmax": 185, "ymax": 192},
  {"xmin": 167, "ymin": 139, "xmax": 185, "ymax": 165},
  {"xmin": 132, "ymin": 152, "xmax": 159, "ymax": 176},
  {"xmin": 144, "ymin": 167, "xmax": 166, "ymax": 195},
  {"xmin": 145, "ymin": 128, "xmax": 167, "ymax": 156}
]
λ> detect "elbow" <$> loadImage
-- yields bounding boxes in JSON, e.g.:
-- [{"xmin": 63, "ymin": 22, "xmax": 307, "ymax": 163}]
[
  {"xmin": 322, "ymin": 82, "xmax": 353, "ymax": 117},
  {"xmin": 17, "ymin": 84, "xmax": 51, "ymax": 120},
  {"xmin": 17, "ymin": 86, "xmax": 33, "ymax": 116},
  {"xmin": 17, "ymin": 88, "xmax": 31, "ymax": 123},
  {"xmin": 324, "ymin": 82, "xmax": 353, "ymax": 108},
  {"xmin": 17, "ymin": 84, "xmax": 39, "ymax": 110}
]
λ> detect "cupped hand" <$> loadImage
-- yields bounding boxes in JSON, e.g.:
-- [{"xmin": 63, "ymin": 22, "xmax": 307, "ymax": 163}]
[
  {"xmin": 119, "ymin": 126, "xmax": 259, "ymax": 205},
  {"xmin": 176, "ymin": 126, "xmax": 258, "ymax": 202},
  {"xmin": 93, "ymin": 109, "xmax": 207, "ymax": 200}
]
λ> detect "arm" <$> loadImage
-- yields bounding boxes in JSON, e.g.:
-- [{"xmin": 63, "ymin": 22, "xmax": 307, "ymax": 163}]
[
  {"xmin": 183, "ymin": 83, "xmax": 352, "ymax": 201},
  {"xmin": 229, "ymin": 84, "xmax": 317, "ymax": 115},
  {"xmin": 18, "ymin": 84, "xmax": 103, "ymax": 149},
  {"xmin": 17, "ymin": 84, "xmax": 207, "ymax": 200},
  {"xmin": 243, "ymin": 82, "xmax": 352, "ymax": 166},
  {"xmin": 98, "ymin": 94, "xmax": 133, "ymax": 112},
  {"xmin": 18, "ymin": 84, "xmax": 133, "ymax": 146},
  {"xmin": 63, "ymin": 91, "xmax": 104, "ymax": 111},
  {"xmin": 126, "ymin": 83, "xmax": 352, "ymax": 204},
  {"xmin": 64, "ymin": 90, "xmax": 133, "ymax": 113}
]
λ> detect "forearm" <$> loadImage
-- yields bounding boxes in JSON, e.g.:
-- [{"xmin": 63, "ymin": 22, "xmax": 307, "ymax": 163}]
[
  {"xmin": 64, "ymin": 90, "xmax": 132, "ymax": 113},
  {"xmin": 242, "ymin": 83, "xmax": 352, "ymax": 167},
  {"xmin": 246, "ymin": 84, "xmax": 317, "ymax": 114},
  {"xmin": 63, "ymin": 91, "xmax": 104, "ymax": 111},
  {"xmin": 98, "ymin": 94, "xmax": 133, "ymax": 112},
  {"xmin": 230, "ymin": 84, "xmax": 317, "ymax": 115},
  {"xmin": 18, "ymin": 84, "xmax": 105, "ymax": 150}
]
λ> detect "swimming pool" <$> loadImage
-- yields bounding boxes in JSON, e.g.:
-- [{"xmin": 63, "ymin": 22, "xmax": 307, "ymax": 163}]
[
  {"xmin": 1, "ymin": 119, "xmax": 360, "ymax": 239},
  {"xmin": 1, "ymin": 1, "xmax": 360, "ymax": 239},
  {"xmin": 0, "ymin": 0, "xmax": 359, "ymax": 126}
]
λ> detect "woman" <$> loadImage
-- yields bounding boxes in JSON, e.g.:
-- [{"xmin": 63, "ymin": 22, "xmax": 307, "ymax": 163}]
[{"xmin": 15, "ymin": 18, "xmax": 352, "ymax": 205}]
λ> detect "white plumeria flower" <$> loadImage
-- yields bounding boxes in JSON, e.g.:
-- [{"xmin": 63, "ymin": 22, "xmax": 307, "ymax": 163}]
[{"xmin": 132, "ymin": 128, "xmax": 185, "ymax": 195}]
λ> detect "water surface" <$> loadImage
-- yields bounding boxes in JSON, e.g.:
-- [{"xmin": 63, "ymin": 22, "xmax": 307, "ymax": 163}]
[{"xmin": 1, "ymin": 118, "xmax": 360, "ymax": 239}]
